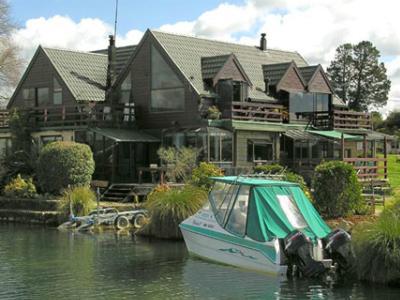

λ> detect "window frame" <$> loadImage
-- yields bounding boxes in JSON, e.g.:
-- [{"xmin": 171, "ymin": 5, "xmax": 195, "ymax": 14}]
[
  {"xmin": 247, "ymin": 140, "xmax": 274, "ymax": 163},
  {"xmin": 53, "ymin": 77, "xmax": 63, "ymax": 105},
  {"xmin": 36, "ymin": 87, "xmax": 50, "ymax": 106},
  {"xmin": 150, "ymin": 45, "xmax": 185, "ymax": 113}
]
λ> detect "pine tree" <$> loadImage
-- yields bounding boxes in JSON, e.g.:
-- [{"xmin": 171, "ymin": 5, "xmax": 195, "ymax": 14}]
[{"xmin": 327, "ymin": 41, "xmax": 391, "ymax": 112}]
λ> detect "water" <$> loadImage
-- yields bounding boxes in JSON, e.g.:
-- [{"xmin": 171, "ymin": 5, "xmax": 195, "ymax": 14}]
[{"xmin": 0, "ymin": 224, "xmax": 399, "ymax": 299}]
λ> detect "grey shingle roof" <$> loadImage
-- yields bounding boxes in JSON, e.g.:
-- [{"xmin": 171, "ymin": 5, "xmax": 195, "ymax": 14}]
[
  {"xmin": 43, "ymin": 47, "xmax": 107, "ymax": 102},
  {"xmin": 201, "ymin": 54, "xmax": 231, "ymax": 79},
  {"xmin": 262, "ymin": 62, "xmax": 292, "ymax": 86},
  {"xmin": 151, "ymin": 30, "xmax": 308, "ymax": 102},
  {"xmin": 91, "ymin": 45, "xmax": 136, "ymax": 76},
  {"xmin": 298, "ymin": 65, "xmax": 319, "ymax": 83}
]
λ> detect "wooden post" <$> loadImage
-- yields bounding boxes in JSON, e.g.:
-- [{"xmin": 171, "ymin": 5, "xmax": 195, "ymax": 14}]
[
  {"xmin": 341, "ymin": 133, "xmax": 345, "ymax": 160},
  {"xmin": 384, "ymin": 136, "xmax": 388, "ymax": 180},
  {"xmin": 363, "ymin": 135, "xmax": 367, "ymax": 158}
]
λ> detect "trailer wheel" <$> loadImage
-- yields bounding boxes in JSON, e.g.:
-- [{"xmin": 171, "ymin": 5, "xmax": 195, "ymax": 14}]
[
  {"xmin": 115, "ymin": 216, "xmax": 131, "ymax": 230},
  {"xmin": 133, "ymin": 213, "xmax": 146, "ymax": 229}
]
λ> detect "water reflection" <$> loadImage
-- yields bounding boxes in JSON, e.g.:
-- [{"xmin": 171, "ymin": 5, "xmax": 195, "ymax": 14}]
[{"xmin": 0, "ymin": 224, "xmax": 399, "ymax": 299}]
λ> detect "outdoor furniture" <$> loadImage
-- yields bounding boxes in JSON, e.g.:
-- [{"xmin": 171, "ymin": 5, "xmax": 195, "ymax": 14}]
[{"xmin": 138, "ymin": 166, "xmax": 166, "ymax": 184}]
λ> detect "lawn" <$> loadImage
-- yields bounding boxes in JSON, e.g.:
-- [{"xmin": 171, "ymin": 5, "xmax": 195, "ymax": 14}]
[{"xmin": 386, "ymin": 154, "xmax": 400, "ymax": 195}]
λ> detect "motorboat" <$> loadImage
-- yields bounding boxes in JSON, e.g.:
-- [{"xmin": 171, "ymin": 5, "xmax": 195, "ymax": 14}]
[{"xmin": 180, "ymin": 176, "xmax": 353, "ymax": 278}]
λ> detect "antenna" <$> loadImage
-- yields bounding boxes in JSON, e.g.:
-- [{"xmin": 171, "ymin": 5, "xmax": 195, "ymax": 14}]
[{"xmin": 114, "ymin": 0, "xmax": 119, "ymax": 39}]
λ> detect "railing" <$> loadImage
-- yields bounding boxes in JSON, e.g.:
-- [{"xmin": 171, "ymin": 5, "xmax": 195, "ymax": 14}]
[
  {"xmin": 229, "ymin": 101, "xmax": 283, "ymax": 123},
  {"xmin": 312, "ymin": 108, "xmax": 372, "ymax": 130},
  {"xmin": 0, "ymin": 104, "xmax": 135, "ymax": 128},
  {"xmin": 343, "ymin": 157, "xmax": 387, "ymax": 182},
  {"xmin": 0, "ymin": 110, "xmax": 9, "ymax": 128}
]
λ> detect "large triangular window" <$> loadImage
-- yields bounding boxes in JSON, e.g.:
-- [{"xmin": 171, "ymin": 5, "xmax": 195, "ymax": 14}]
[{"xmin": 151, "ymin": 45, "xmax": 184, "ymax": 112}]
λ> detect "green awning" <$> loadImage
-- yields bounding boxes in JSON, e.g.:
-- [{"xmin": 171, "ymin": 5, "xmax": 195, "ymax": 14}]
[
  {"xmin": 90, "ymin": 128, "xmax": 160, "ymax": 143},
  {"xmin": 308, "ymin": 130, "xmax": 362, "ymax": 141}
]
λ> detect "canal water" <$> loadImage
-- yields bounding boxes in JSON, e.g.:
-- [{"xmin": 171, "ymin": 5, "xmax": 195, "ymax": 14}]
[{"xmin": 0, "ymin": 224, "xmax": 399, "ymax": 299}]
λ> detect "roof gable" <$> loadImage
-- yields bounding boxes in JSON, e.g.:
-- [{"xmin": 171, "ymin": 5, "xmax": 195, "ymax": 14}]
[
  {"xmin": 43, "ymin": 47, "xmax": 108, "ymax": 102},
  {"xmin": 263, "ymin": 61, "xmax": 306, "ymax": 92},
  {"xmin": 299, "ymin": 65, "xmax": 334, "ymax": 94},
  {"xmin": 150, "ymin": 30, "xmax": 308, "ymax": 101},
  {"xmin": 202, "ymin": 53, "xmax": 252, "ymax": 86}
]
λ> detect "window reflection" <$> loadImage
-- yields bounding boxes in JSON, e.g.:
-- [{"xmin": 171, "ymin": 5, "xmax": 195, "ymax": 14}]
[
  {"xmin": 276, "ymin": 195, "xmax": 307, "ymax": 229},
  {"xmin": 225, "ymin": 185, "xmax": 250, "ymax": 236}
]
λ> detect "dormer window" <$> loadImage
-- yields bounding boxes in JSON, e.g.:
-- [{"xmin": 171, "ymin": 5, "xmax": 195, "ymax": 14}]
[{"xmin": 233, "ymin": 81, "xmax": 248, "ymax": 102}]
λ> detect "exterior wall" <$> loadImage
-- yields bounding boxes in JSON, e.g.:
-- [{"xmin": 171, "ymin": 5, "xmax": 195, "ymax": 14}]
[
  {"xmin": 278, "ymin": 67, "xmax": 305, "ymax": 92},
  {"xmin": 9, "ymin": 48, "xmax": 76, "ymax": 110},
  {"xmin": 31, "ymin": 130, "xmax": 75, "ymax": 149},
  {"xmin": 234, "ymin": 130, "xmax": 280, "ymax": 167},
  {"xmin": 124, "ymin": 33, "xmax": 203, "ymax": 131},
  {"xmin": 214, "ymin": 57, "xmax": 247, "ymax": 84},
  {"xmin": 308, "ymin": 70, "xmax": 331, "ymax": 93}
]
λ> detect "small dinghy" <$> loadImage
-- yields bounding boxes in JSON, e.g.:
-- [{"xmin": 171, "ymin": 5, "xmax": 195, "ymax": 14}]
[{"xmin": 180, "ymin": 176, "xmax": 353, "ymax": 278}]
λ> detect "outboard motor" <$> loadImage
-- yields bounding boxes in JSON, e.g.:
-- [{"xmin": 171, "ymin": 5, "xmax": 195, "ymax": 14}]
[
  {"xmin": 284, "ymin": 231, "xmax": 326, "ymax": 278},
  {"xmin": 324, "ymin": 229, "xmax": 354, "ymax": 274}
]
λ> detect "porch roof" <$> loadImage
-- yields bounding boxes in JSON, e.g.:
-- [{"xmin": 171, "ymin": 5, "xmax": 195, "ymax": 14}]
[
  {"xmin": 283, "ymin": 129, "xmax": 322, "ymax": 141},
  {"xmin": 308, "ymin": 130, "xmax": 362, "ymax": 141},
  {"xmin": 90, "ymin": 128, "xmax": 160, "ymax": 143}
]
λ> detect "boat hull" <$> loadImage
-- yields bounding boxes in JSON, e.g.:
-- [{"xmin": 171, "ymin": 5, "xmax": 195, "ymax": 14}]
[{"xmin": 180, "ymin": 223, "xmax": 287, "ymax": 276}]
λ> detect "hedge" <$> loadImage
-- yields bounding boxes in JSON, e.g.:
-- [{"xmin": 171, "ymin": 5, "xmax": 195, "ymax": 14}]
[{"xmin": 37, "ymin": 141, "xmax": 95, "ymax": 194}]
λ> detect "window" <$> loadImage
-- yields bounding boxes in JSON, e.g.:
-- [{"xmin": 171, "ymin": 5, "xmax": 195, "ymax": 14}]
[
  {"xmin": 294, "ymin": 142, "xmax": 309, "ymax": 160},
  {"xmin": 247, "ymin": 140, "xmax": 274, "ymax": 163},
  {"xmin": 36, "ymin": 87, "xmax": 49, "ymax": 106},
  {"xmin": 225, "ymin": 185, "xmax": 250, "ymax": 236},
  {"xmin": 209, "ymin": 132, "xmax": 233, "ymax": 162},
  {"xmin": 53, "ymin": 77, "xmax": 62, "ymax": 105},
  {"xmin": 276, "ymin": 195, "xmax": 307, "ymax": 229},
  {"xmin": 151, "ymin": 46, "xmax": 184, "ymax": 112},
  {"xmin": 289, "ymin": 92, "xmax": 330, "ymax": 120},
  {"xmin": 120, "ymin": 72, "xmax": 132, "ymax": 104},
  {"xmin": 232, "ymin": 81, "xmax": 248, "ymax": 102},
  {"xmin": 40, "ymin": 135, "xmax": 62, "ymax": 146},
  {"xmin": 23, "ymin": 88, "xmax": 35, "ymax": 101},
  {"xmin": 0, "ymin": 138, "xmax": 11, "ymax": 156}
]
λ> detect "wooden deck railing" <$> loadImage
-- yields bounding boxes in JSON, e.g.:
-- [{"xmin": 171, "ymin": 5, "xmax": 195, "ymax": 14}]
[
  {"xmin": 0, "ymin": 110, "xmax": 9, "ymax": 128},
  {"xmin": 0, "ymin": 104, "xmax": 135, "ymax": 128},
  {"xmin": 312, "ymin": 108, "xmax": 372, "ymax": 130},
  {"xmin": 229, "ymin": 101, "xmax": 283, "ymax": 122},
  {"xmin": 343, "ymin": 157, "xmax": 387, "ymax": 181}
]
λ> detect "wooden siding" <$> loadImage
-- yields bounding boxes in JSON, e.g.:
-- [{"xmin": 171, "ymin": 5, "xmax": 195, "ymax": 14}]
[
  {"xmin": 9, "ymin": 48, "xmax": 76, "ymax": 110},
  {"xmin": 277, "ymin": 66, "xmax": 305, "ymax": 92},
  {"xmin": 307, "ymin": 69, "xmax": 332, "ymax": 93},
  {"xmin": 124, "ymin": 33, "xmax": 202, "ymax": 131},
  {"xmin": 213, "ymin": 56, "xmax": 247, "ymax": 85},
  {"xmin": 234, "ymin": 130, "xmax": 279, "ymax": 167}
]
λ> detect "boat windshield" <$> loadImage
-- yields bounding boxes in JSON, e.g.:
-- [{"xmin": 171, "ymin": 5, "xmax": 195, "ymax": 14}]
[
  {"xmin": 225, "ymin": 185, "xmax": 250, "ymax": 236},
  {"xmin": 276, "ymin": 195, "xmax": 307, "ymax": 229},
  {"xmin": 209, "ymin": 182, "xmax": 239, "ymax": 226}
]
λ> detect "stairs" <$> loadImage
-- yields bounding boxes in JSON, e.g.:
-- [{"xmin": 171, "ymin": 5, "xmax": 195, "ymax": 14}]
[{"xmin": 101, "ymin": 183, "xmax": 156, "ymax": 202}]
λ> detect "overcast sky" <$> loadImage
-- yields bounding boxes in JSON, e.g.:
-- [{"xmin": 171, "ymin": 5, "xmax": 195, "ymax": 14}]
[{"xmin": 9, "ymin": 0, "xmax": 400, "ymax": 115}]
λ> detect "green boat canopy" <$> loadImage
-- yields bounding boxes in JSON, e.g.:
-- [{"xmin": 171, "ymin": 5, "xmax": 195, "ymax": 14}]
[{"xmin": 211, "ymin": 177, "xmax": 331, "ymax": 242}]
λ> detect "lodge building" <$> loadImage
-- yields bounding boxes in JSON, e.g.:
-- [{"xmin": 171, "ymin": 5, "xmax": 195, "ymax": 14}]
[{"xmin": 0, "ymin": 30, "xmax": 393, "ymax": 189}]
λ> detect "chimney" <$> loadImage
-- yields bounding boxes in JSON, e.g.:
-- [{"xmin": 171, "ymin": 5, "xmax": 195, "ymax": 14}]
[
  {"xmin": 260, "ymin": 33, "xmax": 267, "ymax": 51},
  {"xmin": 106, "ymin": 35, "xmax": 116, "ymax": 94}
]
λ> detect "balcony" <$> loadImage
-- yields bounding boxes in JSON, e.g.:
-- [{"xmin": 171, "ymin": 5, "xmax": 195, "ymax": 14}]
[
  {"xmin": 312, "ymin": 107, "xmax": 372, "ymax": 130},
  {"xmin": 227, "ymin": 101, "xmax": 283, "ymax": 123},
  {"xmin": 0, "ymin": 104, "xmax": 135, "ymax": 129}
]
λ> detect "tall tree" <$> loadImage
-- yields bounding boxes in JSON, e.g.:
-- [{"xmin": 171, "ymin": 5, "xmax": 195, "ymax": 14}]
[
  {"xmin": 0, "ymin": 0, "xmax": 22, "ymax": 103},
  {"xmin": 327, "ymin": 41, "xmax": 391, "ymax": 112},
  {"xmin": 326, "ymin": 43, "xmax": 353, "ymax": 104}
]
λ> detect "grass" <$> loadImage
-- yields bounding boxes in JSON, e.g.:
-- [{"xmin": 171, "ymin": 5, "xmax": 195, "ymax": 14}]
[{"xmin": 386, "ymin": 154, "xmax": 400, "ymax": 195}]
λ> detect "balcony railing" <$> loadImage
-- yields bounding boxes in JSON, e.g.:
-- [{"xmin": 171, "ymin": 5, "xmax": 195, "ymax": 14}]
[
  {"xmin": 312, "ymin": 108, "xmax": 372, "ymax": 130},
  {"xmin": 228, "ymin": 101, "xmax": 283, "ymax": 122},
  {"xmin": 0, "ymin": 104, "xmax": 135, "ymax": 129}
]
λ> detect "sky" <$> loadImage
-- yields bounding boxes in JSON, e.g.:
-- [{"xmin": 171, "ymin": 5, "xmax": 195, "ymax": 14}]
[{"xmin": 8, "ymin": 0, "xmax": 400, "ymax": 115}]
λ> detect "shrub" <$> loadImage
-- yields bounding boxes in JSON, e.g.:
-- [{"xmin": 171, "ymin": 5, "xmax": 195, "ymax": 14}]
[
  {"xmin": 3, "ymin": 174, "xmax": 37, "ymax": 198},
  {"xmin": 191, "ymin": 162, "xmax": 224, "ymax": 190},
  {"xmin": 312, "ymin": 161, "xmax": 362, "ymax": 218},
  {"xmin": 143, "ymin": 185, "xmax": 207, "ymax": 239},
  {"xmin": 207, "ymin": 106, "xmax": 221, "ymax": 120},
  {"xmin": 37, "ymin": 141, "xmax": 95, "ymax": 194},
  {"xmin": 157, "ymin": 147, "xmax": 197, "ymax": 182},
  {"xmin": 58, "ymin": 186, "xmax": 97, "ymax": 217},
  {"xmin": 353, "ymin": 203, "xmax": 400, "ymax": 285}
]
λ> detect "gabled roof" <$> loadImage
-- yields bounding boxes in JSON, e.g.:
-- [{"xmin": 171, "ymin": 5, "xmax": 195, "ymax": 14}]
[
  {"xmin": 91, "ymin": 45, "xmax": 136, "ymax": 76},
  {"xmin": 201, "ymin": 53, "xmax": 252, "ymax": 86},
  {"xmin": 149, "ymin": 30, "xmax": 308, "ymax": 101},
  {"xmin": 43, "ymin": 47, "xmax": 107, "ymax": 102},
  {"xmin": 298, "ymin": 65, "xmax": 319, "ymax": 83},
  {"xmin": 263, "ymin": 61, "xmax": 306, "ymax": 92}
]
